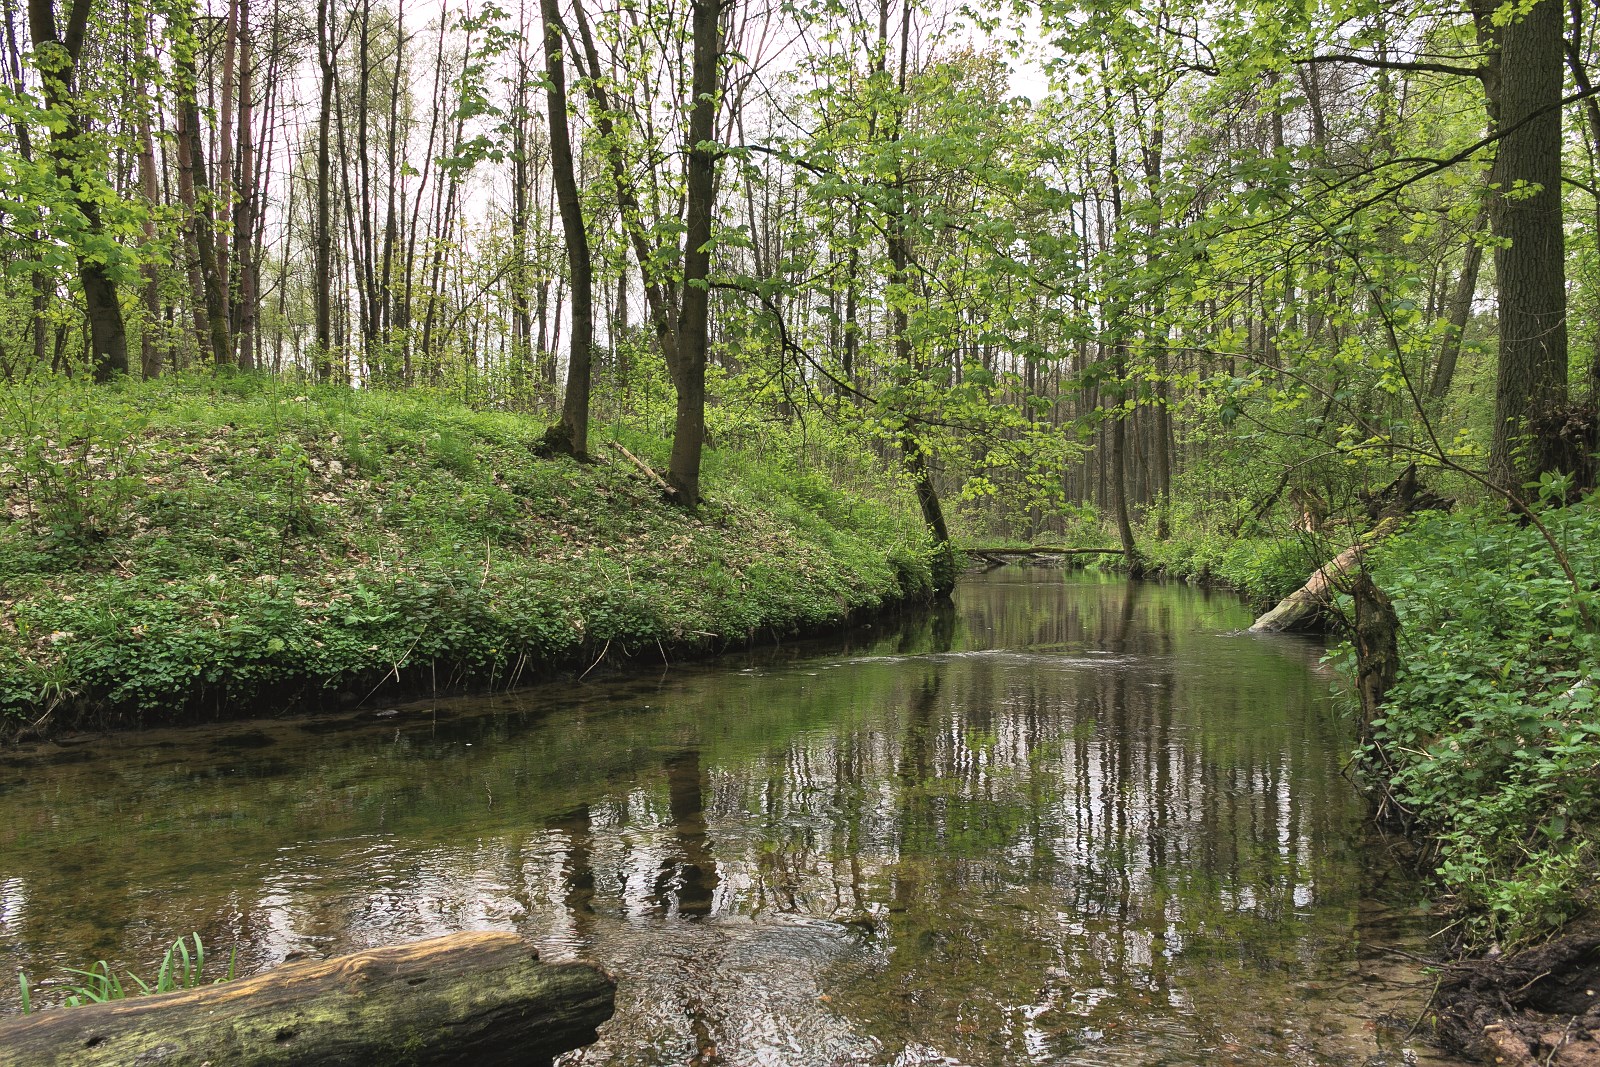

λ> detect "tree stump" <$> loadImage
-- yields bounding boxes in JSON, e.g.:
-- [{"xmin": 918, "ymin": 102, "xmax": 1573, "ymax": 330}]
[{"xmin": 0, "ymin": 931, "xmax": 615, "ymax": 1066}]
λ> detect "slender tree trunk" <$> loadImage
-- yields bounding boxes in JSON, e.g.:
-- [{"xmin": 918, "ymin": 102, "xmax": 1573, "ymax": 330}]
[
  {"xmin": 171, "ymin": 91, "xmax": 209, "ymax": 367},
  {"xmin": 1429, "ymin": 212, "xmax": 1487, "ymax": 402},
  {"xmin": 134, "ymin": 30, "xmax": 164, "ymax": 378},
  {"xmin": 314, "ymin": 0, "xmax": 336, "ymax": 380},
  {"xmin": 663, "ymin": 0, "xmax": 725, "ymax": 509},
  {"xmin": 217, "ymin": 0, "xmax": 237, "ymax": 332},
  {"xmin": 176, "ymin": 40, "xmax": 233, "ymax": 369},
  {"xmin": 377, "ymin": 0, "xmax": 405, "ymax": 372},
  {"xmin": 3, "ymin": 0, "xmax": 50, "ymax": 370},
  {"xmin": 232, "ymin": 0, "xmax": 257, "ymax": 370},
  {"xmin": 540, "ymin": 0, "xmax": 592, "ymax": 458},
  {"xmin": 1099, "ymin": 77, "xmax": 1141, "ymax": 573}
]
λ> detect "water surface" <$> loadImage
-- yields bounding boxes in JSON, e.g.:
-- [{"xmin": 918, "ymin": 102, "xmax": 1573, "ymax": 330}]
[{"xmin": 0, "ymin": 570, "xmax": 1459, "ymax": 1065}]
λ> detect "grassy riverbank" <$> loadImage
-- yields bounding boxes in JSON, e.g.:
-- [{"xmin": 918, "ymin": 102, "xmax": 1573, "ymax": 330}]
[{"xmin": 0, "ymin": 375, "xmax": 935, "ymax": 736}]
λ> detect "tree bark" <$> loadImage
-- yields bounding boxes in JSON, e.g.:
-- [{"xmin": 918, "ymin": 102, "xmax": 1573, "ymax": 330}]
[
  {"xmin": 1429, "ymin": 211, "xmax": 1487, "ymax": 402},
  {"xmin": 540, "ymin": 0, "xmax": 592, "ymax": 458},
  {"xmin": 1350, "ymin": 572, "xmax": 1398, "ymax": 744},
  {"xmin": 3, "ymin": 0, "xmax": 51, "ymax": 371},
  {"xmin": 314, "ymin": 0, "xmax": 336, "ymax": 380},
  {"xmin": 1473, "ymin": 0, "xmax": 1570, "ymax": 491},
  {"xmin": 132, "ymin": 5, "xmax": 165, "ymax": 379},
  {"xmin": 27, "ymin": 0, "xmax": 129, "ymax": 381},
  {"xmin": 665, "ymin": 0, "xmax": 726, "ymax": 509},
  {"xmin": 176, "ymin": 41, "xmax": 233, "ymax": 370},
  {"xmin": 0, "ymin": 932, "xmax": 614, "ymax": 1067},
  {"xmin": 231, "ymin": 0, "xmax": 257, "ymax": 371}
]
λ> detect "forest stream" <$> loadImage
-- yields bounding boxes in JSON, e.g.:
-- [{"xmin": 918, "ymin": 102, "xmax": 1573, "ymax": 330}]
[{"xmin": 0, "ymin": 568, "xmax": 1468, "ymax": 1066}]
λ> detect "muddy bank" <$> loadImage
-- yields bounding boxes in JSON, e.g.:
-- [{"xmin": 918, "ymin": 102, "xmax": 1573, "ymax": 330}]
[{"xmin": 1435, "ymin": 915, "xmax": 1600, "ymax": 1066}]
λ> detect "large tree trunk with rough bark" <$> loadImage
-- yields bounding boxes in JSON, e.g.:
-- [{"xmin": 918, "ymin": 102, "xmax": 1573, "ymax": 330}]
[
  {"xmin": 0, "ymin": 932, "xmax": 614, "ymax": 1067},
  {"xmin": 1473, "ymin": 0, "xmax": 1570, "ymax": 491}
]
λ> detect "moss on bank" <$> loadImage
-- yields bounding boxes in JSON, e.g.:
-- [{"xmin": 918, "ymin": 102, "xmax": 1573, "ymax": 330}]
[{"xmin": 0, "ymin": 375, "xmax": 935, "ymax": 734}]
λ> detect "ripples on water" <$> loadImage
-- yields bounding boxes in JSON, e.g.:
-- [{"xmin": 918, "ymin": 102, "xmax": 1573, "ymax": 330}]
[{"xmin": 0, "ymin": 570, "xmax": 1463, "ymax": 1065}]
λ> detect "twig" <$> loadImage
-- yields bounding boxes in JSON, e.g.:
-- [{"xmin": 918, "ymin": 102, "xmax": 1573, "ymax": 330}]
[
  {"xmin": 607, "ymin": 441, "xmax": 675, "ymax": 495},
  {"xmin": 579, "ymin": 639, "xmax": 611, "ymax": 681},
  {"xmin": 1405, "ymin": 972, "xmax": 1443, "ymax": 1039}
]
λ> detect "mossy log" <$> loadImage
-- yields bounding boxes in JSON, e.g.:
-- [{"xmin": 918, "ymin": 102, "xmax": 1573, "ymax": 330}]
[{"xmin": 0, "ymin": 931, "xmax": 615, "ymax": 1067}]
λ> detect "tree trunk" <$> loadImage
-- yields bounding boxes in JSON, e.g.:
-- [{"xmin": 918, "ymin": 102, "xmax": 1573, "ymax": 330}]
[
  {"xmin": 1350, "ymin": 572, "xmax": 1399, "ymax": 744},
  {"xmin": 231, "ymin": 0, "xmax": 257, "ymax": 371},
  {"xmin": 540, "ymin": 0, "xmax": 592, "ymax": 458},
  {"xmin": 176, "ymin": 41, "xmax": 233, "ymax": 370},
  {"xmin": 0, "ymin": 932, "xmax": 614, "ymax": 1067},
  {"xmin": 1474, "ymin": 0, "xmax": 1570, "ymax": 491},
  {"xmin": 216, "ymin": 0, "xmax": 238, "ymax": 331},
  {"xmin": 27, "ymin": 0, "xmax": 129, "ymax": 381},
  {"xmin": 1107, "ymin": 363, "xmax": 1141, "ymax": 574},
  {"xmin": 4, "ymin": 0, "xmax": 51, "ymax": 371},
  {"xmin": 132, "ymin": 5, "xmax": 164, "ymax": 380},
  {"xmin": 1429, "ymin": 211, "xmax": 1487, "ymax": 402},
  {"xmin": 666, "ymin": 0, "xmax": 725, "ymax": 509},
  {"xmin": 314, "ymin": 0, "xmax": 335, "ymax": 380}
]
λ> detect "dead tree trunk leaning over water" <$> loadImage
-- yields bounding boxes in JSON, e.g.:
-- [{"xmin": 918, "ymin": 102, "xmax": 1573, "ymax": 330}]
[{"xmin": 1250, "ymin": 465, "xmax": 1448, "ymax": 633}]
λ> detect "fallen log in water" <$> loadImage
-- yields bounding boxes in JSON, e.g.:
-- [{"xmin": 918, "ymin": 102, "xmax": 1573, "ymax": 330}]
[
  {"xmin": 1251, "ymin": 464, "xmax": 1452, "ymax": 634},
  {"xmin": 1249, "ymin": 517, "xmax": 1399, "ymax": 634},
  {"xmin": 965, "ymin": 546, "xmax": 1124, "ymax": 568},
  {"xmin": 0, "ymin": 931, "xmax": 615, "ymax": 1067}
]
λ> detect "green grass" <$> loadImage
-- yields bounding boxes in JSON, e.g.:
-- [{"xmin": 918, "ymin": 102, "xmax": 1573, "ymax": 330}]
[
  {"xmin": 17, "ymin": 933, "xmax": 236, "ymax": 1012},
  {"xmin": 0, "ymin": 374, "xmax": 934, "ymax": 731}
]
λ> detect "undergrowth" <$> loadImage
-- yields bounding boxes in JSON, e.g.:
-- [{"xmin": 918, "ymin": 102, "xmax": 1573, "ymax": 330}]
[
  {"xmin": 1356, "ymin": 502, "xmax": 1600, "ymax": 947},
  {"xmin": 0, "ymin": 374, "xmax": 934, "ymax": 731}
]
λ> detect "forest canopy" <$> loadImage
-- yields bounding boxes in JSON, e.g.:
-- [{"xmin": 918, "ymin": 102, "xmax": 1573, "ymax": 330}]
[{"xmin": 0, "ymin": 0, "xmax": 1596, "ymax": 540}]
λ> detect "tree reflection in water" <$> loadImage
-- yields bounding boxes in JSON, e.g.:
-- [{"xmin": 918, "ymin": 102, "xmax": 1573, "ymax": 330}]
[{"xmin": 0, "ymin": 571, "xmax": 1461, "ymax": 1066}]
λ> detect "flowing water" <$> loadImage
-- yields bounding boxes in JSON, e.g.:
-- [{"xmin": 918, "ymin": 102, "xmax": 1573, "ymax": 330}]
[{"xmin": 0, "ymin": 569, "xmax": 1464, "ymax": 1065}]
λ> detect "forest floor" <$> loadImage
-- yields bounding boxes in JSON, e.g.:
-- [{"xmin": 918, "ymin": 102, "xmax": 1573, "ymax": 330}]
[{"xmin": 0, "ymin": 374, "xmax": 935, "ymax": 738}]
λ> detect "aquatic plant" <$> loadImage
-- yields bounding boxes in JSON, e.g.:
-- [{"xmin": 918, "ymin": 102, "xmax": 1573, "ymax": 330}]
[{"xmin": 16, "ymin": 933, "xmax": 237, "ymax": 1013}]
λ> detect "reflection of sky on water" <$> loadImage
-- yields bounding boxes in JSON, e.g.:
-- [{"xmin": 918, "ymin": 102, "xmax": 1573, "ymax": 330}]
[{"xmin": 0, "ymin": 571, "xmax": 1463, "ymax": 1065}]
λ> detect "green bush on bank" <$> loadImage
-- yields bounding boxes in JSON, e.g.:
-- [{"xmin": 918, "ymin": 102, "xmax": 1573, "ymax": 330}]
[
  {"xmin": 0, "ymin": 374, "xmax": 934, "ymax": 730},
  {"xmin": 1137, "ymin": 526, "xmax": 1318, "ymax": 607},
  {"xmin": 1358, "ymin": 504, "xmax": 1600, "ymax": 946}
]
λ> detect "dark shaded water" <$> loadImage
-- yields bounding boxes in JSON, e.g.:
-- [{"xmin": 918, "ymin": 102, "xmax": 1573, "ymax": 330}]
[{"xmin": 0, "ymin": 570, "xmax": 1460, "ymax": 1065}]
